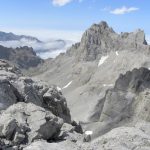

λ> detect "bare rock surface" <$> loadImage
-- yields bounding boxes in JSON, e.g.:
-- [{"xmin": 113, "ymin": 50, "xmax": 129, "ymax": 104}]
[
  {"xmin": 0, "ymin": 102, "xmax": 63, "ymax": 144},
  {"xmin": 0, "ymin": 60, "xmax": 79, "ymax": 149}
]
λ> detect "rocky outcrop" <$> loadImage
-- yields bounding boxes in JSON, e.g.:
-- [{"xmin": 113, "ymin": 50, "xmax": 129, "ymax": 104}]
[
  {"xmin": 0, "ymin": 45, "xmax": 43, "ymax": 69},
  {"xmin": 0, "ymin": 60, "xmax": 71, "ymax": 123},
  {"xmin": 88, "ymin": 67, "xmax": 150, "ymax": 139},
  {"xmin": 0, "ymin": 60, "xmax": 82, "ymax": 149},
  {"xmin": 0, "ymin": 103, "xmax": 63, "ymax": 145}
]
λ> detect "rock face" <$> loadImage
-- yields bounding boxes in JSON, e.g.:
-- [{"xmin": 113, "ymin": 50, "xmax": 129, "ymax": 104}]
[
  {"xmin": 0, "ymin": 45, "xmax": 43, "ymax": 69},
  {"xmin": 0, "ymin": 60, "xmax": 71, "ymax": 123},
  {"xmin": 0, "ymin": 60, "xmax": 81, "ymax": 150},
  {"xmin": 87, "ymin": 67, "xmax": 150, "ymax": 140},
  {"xmin": 0, "ymin": 103, "xmax": 63, "ymax": 144},
  {"xmin": 67, "ymin": 21, "xmax": 149, "ymax": 61}
]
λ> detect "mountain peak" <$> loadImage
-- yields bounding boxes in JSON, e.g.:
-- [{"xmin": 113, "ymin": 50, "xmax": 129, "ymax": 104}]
[
  {"xmin": 67, "ymin": 21, "xmax": 149, "ymax": 61},
  {"xmin": 91, "ymin": 21, "xmax": 109, "ymax": 29}
]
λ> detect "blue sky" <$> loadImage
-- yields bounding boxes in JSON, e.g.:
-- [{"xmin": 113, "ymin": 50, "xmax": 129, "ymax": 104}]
[{"xmin": 0, "ymin": 0, "xmax": 150, "ymax": 40}]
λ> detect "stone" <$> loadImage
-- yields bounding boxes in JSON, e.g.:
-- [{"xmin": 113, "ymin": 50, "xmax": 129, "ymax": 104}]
[
  {"xmin": 43, "ymin": 88, "xmax": 71, "ymax": 123},
  {"xmin": 0, "ymin": 102, "xmax": 64, "ymax": 145}
]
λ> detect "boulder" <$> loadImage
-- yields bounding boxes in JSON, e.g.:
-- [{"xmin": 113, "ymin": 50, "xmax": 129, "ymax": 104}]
[
  {"xmin": 0, "ymin": 102, "xmax": 63, "ymax": 145},
  {"xmin": 0, "ymin": 60, "xmax": 71, "ymax": 123},
  {"xmin": 43, "ymin": 88, "xmax": 71, "ymax": 123},
  {"xmin": 0, "ymin": 79, "xmax": 21, "ymax": 111}
]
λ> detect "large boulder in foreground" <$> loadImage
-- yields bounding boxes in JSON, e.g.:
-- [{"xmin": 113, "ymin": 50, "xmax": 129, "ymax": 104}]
[
  {"xmin": 0, "ymin": 60, "xmax": 71, "ymax": 123},
  {"xmin": 0, "ymin": 102, "xmax": 63, "ymax": 146},
  {"xmin": 0, "ymin": 60, "xmax": 81, "ymax": 150}
]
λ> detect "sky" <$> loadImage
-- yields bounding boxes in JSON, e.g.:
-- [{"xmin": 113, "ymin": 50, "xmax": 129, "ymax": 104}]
[{"xmin": 0, "ymin": 0, "xmax": 150, "ymax": 41}]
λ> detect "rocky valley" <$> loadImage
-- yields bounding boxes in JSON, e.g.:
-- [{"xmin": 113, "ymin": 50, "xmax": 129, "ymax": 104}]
[{"xmin": 1, "ymin": 21, "xmax": 150, "ymax": 150}]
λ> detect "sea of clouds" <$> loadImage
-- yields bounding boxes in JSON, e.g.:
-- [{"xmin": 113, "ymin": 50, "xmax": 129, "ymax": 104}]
[
  {"xmin": 0, "ymin": 38, "xmax": 74, "ymax": 59},
  {"xmin": 0, "ymin": 28, "xmax": 83, "ymax": 59}
]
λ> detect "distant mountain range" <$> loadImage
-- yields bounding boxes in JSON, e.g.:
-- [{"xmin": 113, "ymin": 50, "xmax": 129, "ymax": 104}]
[
  {"xmin": 0, "ymin": 31, "xmax": 42, "ymax": 42},
  {"xmin": 0, "ymin": 31, "xmax": 74, "ymax": 59}
]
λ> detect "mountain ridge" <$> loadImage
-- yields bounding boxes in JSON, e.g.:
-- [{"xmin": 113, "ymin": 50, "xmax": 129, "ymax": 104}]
[
  {"xmin": 30, "ymin": 21, "xmax": 150, "ymax": 123},
  {"xmin": 0, "ymin": 31, "xmax": 41, "ymax": 42}
]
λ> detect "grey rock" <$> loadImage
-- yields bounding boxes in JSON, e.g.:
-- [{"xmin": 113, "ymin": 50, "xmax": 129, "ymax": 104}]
[
  {"xmin": 67, "ymin": 21, "xmax": 149, "ymax": 61},
  {"xmin": 0, "ymin": 45, "xmax": 43, "ymax": 69},
  {"xmin": 0, "ymin": 102, "xmax": 63, "ymax": 144},
  {"xmin": 0, "ymin": 60, "xmax": 71, "ymax": 123},
  {"xmin": 0, "ymin": 79, "xmax": 21, "ymax": 111},
  {"xmin": 43, "ymin": 88, "xmax": 71, "ymax": 123},
  {"xmin": 23, "ymin": 140, "xmax": 76, "ymax": 150},
  {"xmin": 88, "ymin": 67, "xmax": 150, "ymax": 139}
]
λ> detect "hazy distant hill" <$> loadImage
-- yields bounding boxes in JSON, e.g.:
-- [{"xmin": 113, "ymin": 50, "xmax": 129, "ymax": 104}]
[{"xmin": 0, "ymin": 31, "xmax": 41, "ymax": 42}]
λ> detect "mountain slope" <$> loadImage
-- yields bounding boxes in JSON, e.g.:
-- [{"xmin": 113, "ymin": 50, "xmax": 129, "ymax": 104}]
[{"xmin": 31, "ymin": 21, "xmax": 150, "ymax": 122}]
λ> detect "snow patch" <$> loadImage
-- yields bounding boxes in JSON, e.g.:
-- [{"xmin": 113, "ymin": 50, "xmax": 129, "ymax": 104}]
[
  {"xmin": 98, "ymin": 56, "xmax": 109, "ymax": 67},
  {"xmin": 62, "ymin": 81, "xmax": 73, "ymax": 89},
  {"xmin": 57, "ymin": 86, "xmax": 62, "ymax": 91},
  {"xmin": 116, "ymin": 51, "xmax": 119, "ymax": 56},
  {"xmin": 103, "ymin": 84, "xmax": 113, "ymax": 87},
  {"xmin": 85, "ymin": 131, "xmax": 93, "ymax": 135}
]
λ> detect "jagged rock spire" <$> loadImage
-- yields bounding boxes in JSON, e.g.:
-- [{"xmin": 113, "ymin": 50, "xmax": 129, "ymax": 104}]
[{"xmin": 67, "ymin": 21, "xmax": 149, "ymax": 61}]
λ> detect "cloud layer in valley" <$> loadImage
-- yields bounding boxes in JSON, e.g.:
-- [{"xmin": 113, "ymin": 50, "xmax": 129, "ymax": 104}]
[
  {"xmin": 0, "ymin": 28, "xmax": 83, "ymax": 59},
  {"xmin": 0, "ymin": 39, "xmax": 74, "ymax": 59}
]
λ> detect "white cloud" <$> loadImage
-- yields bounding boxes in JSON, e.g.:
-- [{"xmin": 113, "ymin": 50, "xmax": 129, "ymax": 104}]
[
  {"xmin": 0, "ymin": 27, "xmax": 83, "ymax": 59},
  {"xmin": 110, "ymin": 6, "xmax": 139, "ymax": 15},
  {"xmin": 0, "ymin": 27, "xmax": 83, "ymax": 42},
  {"xmin": 0, "ymin": 38, "xmax": 74, "ymax": 59},
  {"xmin": 52, "ymin": 0, "xmax": 83, "ymax": 6},
  {"xmin": 52, "ymin": 0, "xmax": 73, "ymax": 6}
]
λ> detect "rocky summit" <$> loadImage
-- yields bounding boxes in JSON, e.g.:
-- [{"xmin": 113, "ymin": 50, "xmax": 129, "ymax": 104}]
[{"xmin": 1, "ymin": 21, "xmax": 150, "ymax": 150}]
